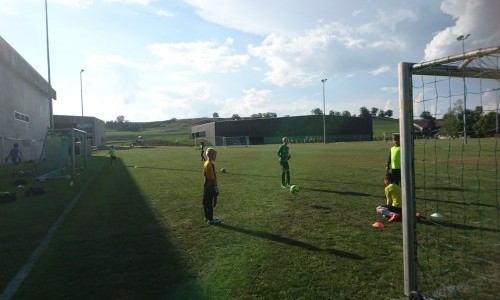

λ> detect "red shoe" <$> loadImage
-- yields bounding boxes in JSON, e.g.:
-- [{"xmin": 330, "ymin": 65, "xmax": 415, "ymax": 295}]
[{"xmin": 388, "ymin": 213, "xmax": 400, "ymax": 222}]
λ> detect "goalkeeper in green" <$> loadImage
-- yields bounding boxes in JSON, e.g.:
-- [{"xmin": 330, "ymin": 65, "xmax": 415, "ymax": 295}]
[{"xmin": 277, "ymin": 137, "xmax": 291, "ymax": 188}]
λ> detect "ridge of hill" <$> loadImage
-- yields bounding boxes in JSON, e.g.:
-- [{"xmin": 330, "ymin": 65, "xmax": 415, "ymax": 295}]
[{"xmin": 105, "ymin": 116, "xmax": 399, "ymax": 146}]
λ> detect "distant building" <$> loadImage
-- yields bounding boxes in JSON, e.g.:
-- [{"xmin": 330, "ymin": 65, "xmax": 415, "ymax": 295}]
[
  {"xmin": 54, "ymin": 115, "xmax": 106, "ymax": 147},
  {"xmin": 192, "ymin": 115, "xmax": 373, "ymax": 146},
  {"xmin": 0, "ymin": 35, "xmax": 56, "ymax": 161}
]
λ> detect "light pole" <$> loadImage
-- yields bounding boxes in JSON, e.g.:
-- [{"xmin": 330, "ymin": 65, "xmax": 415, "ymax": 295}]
[
  {"xmin": 457, "ymin": 34, "xmax": 470, "ymax": 144},
  {"xmin": 321, "ymin": 78, "xmax": 327, "ymax": 143},
  {"xmin": 45, "ymin": 0, "xmax": 53, "ymax": 129},
  {"xmin": 80, "ymin": 69, "xmax": 85, "ymax": 129},
  {"xmin": 496, "ymin": 88, "xmax": 499, "ymax": 135}
]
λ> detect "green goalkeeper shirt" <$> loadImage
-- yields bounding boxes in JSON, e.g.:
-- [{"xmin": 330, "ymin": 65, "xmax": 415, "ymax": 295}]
[{"xmin": 277, "ymin": 144, "xmax": 289, "ymax": 162}]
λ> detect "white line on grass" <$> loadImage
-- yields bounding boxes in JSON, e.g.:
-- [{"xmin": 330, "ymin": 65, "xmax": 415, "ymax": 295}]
[{"xmin": 0, "ymin": 163, "xmax": 105, "ymax": 300}]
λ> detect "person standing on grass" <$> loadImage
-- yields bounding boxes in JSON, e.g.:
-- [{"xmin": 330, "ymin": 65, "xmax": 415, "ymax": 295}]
[
  {"xmin": 200, "ymin": 140, "xmax": 206, "ymax": 162},
  {"xmin": 277, "ymin": 137, "xmax": 291, "ymax": 188},
  {"xmin": 109, "ymin": 145, "xmax": 117, "ymax": 166},
  {"xmin": 376, "ymin": 173, "xmax": 402, "ymax": 222},
  {"xmin": 203, "ymin": 148, "xmax": 220, "ymax": 225},
  {"xmin": 386, "ymin": 133, "xmax": 401, "ymax": 185},
  {"xmin": 4, "ymin": 143, "xmax": 22, "ymax": 175}
]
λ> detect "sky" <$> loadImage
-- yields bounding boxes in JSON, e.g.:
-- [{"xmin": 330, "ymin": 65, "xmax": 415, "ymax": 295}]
[{"xmin": 0, "ymin": 0, "xmax": 499, "ymax": 122}]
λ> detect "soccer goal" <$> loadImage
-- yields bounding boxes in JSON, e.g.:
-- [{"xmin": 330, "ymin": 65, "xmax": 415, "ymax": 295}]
[
  {"xmin": 398, "ymin": 46, "xmax": 500, "ymax": 299},
  {"xmin": 37, "ymin": 128, "xmax": 89, "ymax": 179},
  {"xmin": 220, "ymin": 136, "xmax": 250, "ymax": 148}
]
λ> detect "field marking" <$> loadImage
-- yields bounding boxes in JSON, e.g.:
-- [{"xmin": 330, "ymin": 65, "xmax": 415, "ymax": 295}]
[{"xmin": 0, "ymin": 163, "xmax": 105, "ymax": 300}]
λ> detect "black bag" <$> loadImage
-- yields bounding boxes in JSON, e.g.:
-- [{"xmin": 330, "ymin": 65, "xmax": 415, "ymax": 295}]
[
  {"xmin": 24, "ymin": 187, "xmax": 46, "ymax": 197},
  {"xmin": 0, "ymin": 192, "xmax": 17, "ymax": 203}
]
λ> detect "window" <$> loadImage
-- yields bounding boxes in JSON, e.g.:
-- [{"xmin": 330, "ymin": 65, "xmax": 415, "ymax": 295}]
[{"xmin": 14, "ymin": 111, "xmax": 30, "ymax": 123}]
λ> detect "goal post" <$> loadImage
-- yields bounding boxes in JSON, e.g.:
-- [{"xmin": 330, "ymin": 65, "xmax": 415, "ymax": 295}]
[
  {"xmin": 38, "ymin": 128, "xmax": 89, "ymax": 179},
  {"xmin": 221, "ymin": 136, "xmax": 250, "ymax": 148},
  {"xmin": 398, "ymin": 46, "xmax": 500, "ymax": 298}
]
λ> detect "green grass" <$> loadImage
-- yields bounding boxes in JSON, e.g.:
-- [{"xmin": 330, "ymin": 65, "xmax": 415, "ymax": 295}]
[{"xmin": 0, "ymin": 139, "xmax": 498, "ymax": 299}]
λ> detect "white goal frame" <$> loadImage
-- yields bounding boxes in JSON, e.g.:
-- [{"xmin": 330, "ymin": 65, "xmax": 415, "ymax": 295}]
[
  {"xmin": 221, "ymin": 136, "xmax": 250, "ymax": 148},
  {"xmin": 398, "ymin": 46, "xmax": 500, "ymax": 298}
]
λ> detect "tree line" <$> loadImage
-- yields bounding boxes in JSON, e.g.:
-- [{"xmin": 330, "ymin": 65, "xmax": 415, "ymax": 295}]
[
  {"xmin": 216, "ymin": 107, "xmax": 393, "ymax": 120},
  {"xmin": 424, "ymin": 100, "xmax": 498, "ymax": 138}
]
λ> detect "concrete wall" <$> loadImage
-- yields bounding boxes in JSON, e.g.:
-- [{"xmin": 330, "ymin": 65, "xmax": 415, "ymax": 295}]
[
  {"xmin": 0, "ymin": 35, "xmax": 56, "ymax": 161},
  {"xmin": 191, "ymin": 115, "xmax": 373, "ymax": 146}
]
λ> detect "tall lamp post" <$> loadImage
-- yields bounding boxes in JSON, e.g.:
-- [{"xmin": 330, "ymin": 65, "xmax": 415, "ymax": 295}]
[
  {"xmin": 45, "ymin": 0, "xmax": 53, "ymax": 129},
  {"xmin": 321, "ymin": 78, "xmax": 327, "ymax": 143},
  {"xmin": 457, "ymin": 34, "xmax": 470, "ymax": 144},
  {"xmin": 496, "ymin": 88, "xmax": 499, "ymax": 135},
  {"xmin": 80, "ymin": 69, "xmax": 85, "ymax": 129}
]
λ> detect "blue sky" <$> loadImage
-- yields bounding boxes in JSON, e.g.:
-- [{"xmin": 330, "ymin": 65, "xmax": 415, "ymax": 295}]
[{"xmin": 0, "ymin": 0, "xmax": 499, "ymax": 122}]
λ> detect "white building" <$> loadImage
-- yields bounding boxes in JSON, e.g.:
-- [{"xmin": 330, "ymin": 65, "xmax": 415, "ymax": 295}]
[{"xmin": 0, "ymin": 35, "xmax": 56, "ymax": 161}]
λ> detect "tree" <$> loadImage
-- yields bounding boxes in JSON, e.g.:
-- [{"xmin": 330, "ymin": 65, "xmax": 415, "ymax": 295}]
[
  {"xmin": 385, "ymin": 110, "xmax": 393, "ymax": 118},
  {"xmin": 377, "ymin": 110, "xmax": 385, "ymax": 117},
  {"xmin": 116, "ymin": 115, "xmax": 125, "ymax": 123},
  {"xmin": 329, "ymin": 110, "xmax": 341, "ymax": 116},
  {"xmin": 370, "ymin": 107, "xmax": 379, "ymax": 116},
  {"xmin": 213, "ymin": 112, "xmax": 219, "ymax": 118},
  {"xmin": 420, "ymin": 111, "xmax": 434, "ymax": 120},
  {"xmin": 473, "ymin": 111, "xmax": 497, "ymax": 137},
  {"xmin": 341, "ymin": 111, "xmax": 351, "ymax": 117},
  {"xmin": 262, "ymin": 112, "xmax": 277, "ymax": 118},
  {"xmin": 359, "ymin": 107, "xmax": 371, "ymax": 118},
  {"xmin": 231, "ymin": 114, "xmax": 241, "ymax": 120},
  {"xmin": 419, "ymin": 111, "xmax": 437, "ymax": 137},
  {"xmin": 440, "ymin": 111, "xmax": 460, "ymax": 137},
  {"xmin": 311, "ymin": 108, "xmax": 323, "ymax": 115}
]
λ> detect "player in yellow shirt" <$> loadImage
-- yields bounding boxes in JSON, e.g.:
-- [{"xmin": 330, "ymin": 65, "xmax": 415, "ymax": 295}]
[
  {"xmin": 376, "ymin": 173, "xmax": 402, "ymax": 222},
  {"xmin": 386, "ymin": 133, "xmax": 401, "ymax": 185},
  {"xmin": 203, "ymin": 148, "xmax": 220, "ymax": 225}
]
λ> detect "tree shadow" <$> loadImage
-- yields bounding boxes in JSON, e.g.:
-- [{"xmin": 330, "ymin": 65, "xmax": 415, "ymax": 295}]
[{"xmin": 217, "ymin": 223, "xmax": 364, "ymax": 260}]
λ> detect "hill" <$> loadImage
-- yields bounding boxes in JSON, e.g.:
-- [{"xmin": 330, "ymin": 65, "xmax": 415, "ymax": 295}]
[{"xmin": 105, "ymin": 116, "xmax": 399, "ymax": 146}]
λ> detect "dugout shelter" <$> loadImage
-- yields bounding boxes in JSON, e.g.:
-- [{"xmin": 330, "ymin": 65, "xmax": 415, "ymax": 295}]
[{"xmin": 191, "ymin": 115, "xmax": 372, "ymax": 146}]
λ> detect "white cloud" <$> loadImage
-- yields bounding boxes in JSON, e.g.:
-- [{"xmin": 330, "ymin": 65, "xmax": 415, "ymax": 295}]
[
  {"xmin": 148, "ymin": 40, "xmax": 249, "ymax": 74},
  {"xmin": 371, "ymin": 66, "xmax": 391, "ymax": 76},
  {"xmin": 424, "ymin": 0, "xmax": 500, "ymax": 60},
  {"xmin": 156, "ymin": 9, "xmax": 174, "ymax": 17}
]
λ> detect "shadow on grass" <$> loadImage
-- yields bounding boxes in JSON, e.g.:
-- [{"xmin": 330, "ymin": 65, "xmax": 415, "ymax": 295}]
[
  {"xmin": 11, "ymin": 157, "xmax": 206, "ymax": 300},
  {"xmin": 416, "ymin": 196, "xmax": 499, "ymax": 208},
  {"xmin": 217, "ymin": 223, "xmax": 364, "ymax": 260},
  {"xmin": 418, "ymin": 217, "xmax": 500, "ymax": 233},
  {"xmin": 302, "ymin": 187, "xmax": 373, "ymax": 197}
]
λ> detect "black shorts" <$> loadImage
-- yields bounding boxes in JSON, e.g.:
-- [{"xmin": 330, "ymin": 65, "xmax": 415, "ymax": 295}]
[{"xmin": 279, "ymin": 160, "xmax": 289, "ymax": 170}]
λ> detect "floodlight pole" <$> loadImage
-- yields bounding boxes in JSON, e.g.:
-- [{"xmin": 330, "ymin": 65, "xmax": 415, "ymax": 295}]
[
  {"xmin": 80, "ymin": 69, "xmax": 85, "ymax": 129},
  {"xmin": 45, "ymin": 0, "xmax": 53, "ymax": 129},
  {"xmin": 321, "ymin": 78, "xmax": 327, "ymax": 143},
  {"xmin": 496, "ymin": 88, "xmax": 499, "ymax": 135},
  {"xmin": 457, "ymin": 34, "xmax": 470, "ymax": 144}
]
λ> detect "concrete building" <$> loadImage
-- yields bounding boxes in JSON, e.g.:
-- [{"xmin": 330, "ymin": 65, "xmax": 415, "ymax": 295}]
[
  {"xmin": 0, "ymin": 35, "xmax": 56, "ymax": 161},
  {"xmin": 192, "ymin": 115, "xmax": 373, "ymax": 146},
  {"xmin": 54, "ymin": 115, "xmax": 106, "ymax": 147}
]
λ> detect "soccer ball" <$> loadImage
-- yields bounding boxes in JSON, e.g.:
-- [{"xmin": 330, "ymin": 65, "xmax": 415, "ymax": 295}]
[
  {"xmin": 221, "ymin": 168, "xmax": 226, "ymax": 173},
  {"xmin": 290, "ymin": 185, "xmax": 300, "ymax": 194}
]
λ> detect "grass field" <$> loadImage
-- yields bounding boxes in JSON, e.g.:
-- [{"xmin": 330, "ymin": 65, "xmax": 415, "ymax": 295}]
[{"xmin": 1, "ymin": 138, "xmax": 497, "ymax": 299}]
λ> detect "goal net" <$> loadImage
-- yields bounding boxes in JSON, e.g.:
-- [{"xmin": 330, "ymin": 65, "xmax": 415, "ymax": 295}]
[
  {"xmin": 220, "ymin": 136, "xmax": 250, "ymax": 148},
  {"xmin": 37, "ymin": 128, "xmax": 89, "ymax": 179},
  {"xmin": 398, "ymin": 46, "xmax": 500, "ymax": 299}
]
